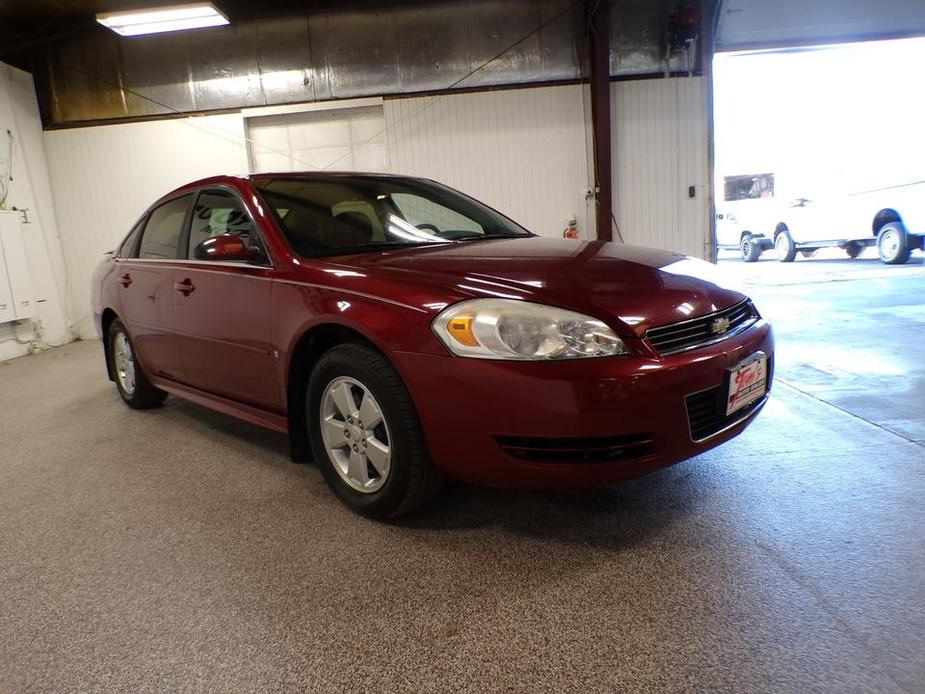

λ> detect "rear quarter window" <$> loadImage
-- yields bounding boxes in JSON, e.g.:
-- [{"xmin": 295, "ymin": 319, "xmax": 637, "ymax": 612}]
[{"xmin": 118, "ymin": 218, "xmax": 146, "ymax": 258}]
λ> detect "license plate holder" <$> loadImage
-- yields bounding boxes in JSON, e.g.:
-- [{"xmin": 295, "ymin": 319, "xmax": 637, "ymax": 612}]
[{"xmin": 726, "ymin": 352, "xmax": 768, "ymax": 415}]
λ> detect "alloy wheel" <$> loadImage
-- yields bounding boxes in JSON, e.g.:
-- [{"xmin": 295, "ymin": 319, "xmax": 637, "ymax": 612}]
[
  {"xmin": 319, "ymin": 376, "xmax": 392, "ymax": 493},
  {"xmin": 113, "ymin": 331, "xmax": 136, "ymax": 396}
]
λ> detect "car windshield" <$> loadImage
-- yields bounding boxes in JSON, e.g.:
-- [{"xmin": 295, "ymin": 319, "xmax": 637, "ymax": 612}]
[{"xmin": 252, "ymin": 175, "xmax": 531, "ymax": 257}]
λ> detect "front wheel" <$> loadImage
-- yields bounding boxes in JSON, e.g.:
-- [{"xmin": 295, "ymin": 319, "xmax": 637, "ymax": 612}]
[
  {"xmin": 741, "ymin": 235, "xmax": 762, "ymax": 263},
  {"xmin": 775, "ymin": 229, "xmax": 797, "ymax": 262},
  {"xmin": 877, "ymin": 223, "xmax": 911, "ymax": 264},
  {"xmin": 307, "ymin": 343, "xmax": 443, "ymax": 518},
  {"xmin": 108, "ymin": 319, "xmax": 167, "ymax": 409}
]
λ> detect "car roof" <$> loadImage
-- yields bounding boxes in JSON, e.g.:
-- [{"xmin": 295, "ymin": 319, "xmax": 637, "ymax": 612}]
[
  {"xmin": 149, "ymin": 171, "xmax": 432, "ymax": 211},
  {"xmin": 181, "ymin": 171, "xmax": 425, "ymax": 189}
]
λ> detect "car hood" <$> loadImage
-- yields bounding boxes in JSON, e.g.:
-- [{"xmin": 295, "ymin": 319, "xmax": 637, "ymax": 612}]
[{"xmin": 333, "ymin": 237, "xmax": 746, "ymax": 336}]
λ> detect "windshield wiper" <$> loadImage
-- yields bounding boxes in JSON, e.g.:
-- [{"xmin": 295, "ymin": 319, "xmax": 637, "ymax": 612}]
[{"xmin": 310, "ymin": 241, "xmax": 448, "ymax": 257}]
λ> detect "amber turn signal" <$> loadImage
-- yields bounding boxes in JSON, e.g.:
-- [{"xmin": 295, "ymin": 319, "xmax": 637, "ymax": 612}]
[{"xmin": 447, "ymin": 316, "xmax": 480, "ymax": 346}]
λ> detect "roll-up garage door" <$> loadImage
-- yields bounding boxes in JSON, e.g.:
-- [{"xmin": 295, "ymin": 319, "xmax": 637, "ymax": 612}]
[{"xmin": 716, "ymin": 0, "xmax": 925, "ymax": 51}]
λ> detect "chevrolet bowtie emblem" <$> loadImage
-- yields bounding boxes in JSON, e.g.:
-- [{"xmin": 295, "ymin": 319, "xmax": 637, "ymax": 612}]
[{"xmin": 710, "ymin": 316, "xmax": 731, "ymax": 335}]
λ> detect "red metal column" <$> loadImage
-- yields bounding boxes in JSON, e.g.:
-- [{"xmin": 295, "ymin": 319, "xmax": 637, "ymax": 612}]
[{"xmin": 588, "ymin": 0, "xmax": 613, "ymax": 242}]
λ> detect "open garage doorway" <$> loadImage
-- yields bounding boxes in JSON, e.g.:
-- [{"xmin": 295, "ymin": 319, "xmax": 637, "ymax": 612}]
[
  {"xmin": 710, "ymin": 33, "xmax": 925, "ymax": 449},
  {"xmin": 713, "ymin": 36, "xmax": 925, "ymax": 279}
]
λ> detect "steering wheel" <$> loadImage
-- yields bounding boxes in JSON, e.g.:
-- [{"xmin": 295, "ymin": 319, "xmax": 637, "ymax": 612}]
[{"xmin": 416, "ymin": 223, "xmax": 441, "ymax": 234}]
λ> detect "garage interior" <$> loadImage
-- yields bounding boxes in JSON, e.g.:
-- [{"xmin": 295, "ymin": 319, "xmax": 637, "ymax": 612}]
[{"xmin": 1, "ymin": 0, "xmax": 924, "ymax": 691}]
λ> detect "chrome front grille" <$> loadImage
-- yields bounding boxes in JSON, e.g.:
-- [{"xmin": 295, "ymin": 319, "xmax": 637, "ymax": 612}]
[{"xmin": 645, "ymin": 300, "xmax": 758, "ymax": 356}]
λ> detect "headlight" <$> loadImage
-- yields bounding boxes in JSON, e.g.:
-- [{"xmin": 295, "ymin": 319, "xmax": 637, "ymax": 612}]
[{"xmin": 432, "ymin": 298, "xmax": 628, "ymax": 360}]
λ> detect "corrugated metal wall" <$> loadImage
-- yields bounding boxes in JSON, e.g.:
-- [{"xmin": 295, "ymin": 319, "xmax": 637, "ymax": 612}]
[
  {"xmin": 42, "ymin": 79, "xmax": 710, "ymax": 339},
  {"xmin": 43, "ymin": 84, "xmax": 593, "ymax": 338},
  {"xmin": 33, "ymin": 0, "xmax": 694, "ymax": 126},
  {"xmin": 384, "ymin": 84, "xmax": 594, "ymax": 239},
  {"xmin": 611, "ymin": 77, "xmax": 710, "ymax": 260}
]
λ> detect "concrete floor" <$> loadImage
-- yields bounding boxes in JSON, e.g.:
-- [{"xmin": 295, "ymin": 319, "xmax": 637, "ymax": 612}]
[{"xmin": 2, "ymin": 261, "xmax": 924, "ymax": 692}]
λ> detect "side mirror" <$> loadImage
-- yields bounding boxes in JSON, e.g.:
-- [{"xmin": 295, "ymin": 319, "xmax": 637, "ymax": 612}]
[{"xmin": 193, "ymin": 233, "xmax": 251, "ymax": 262}]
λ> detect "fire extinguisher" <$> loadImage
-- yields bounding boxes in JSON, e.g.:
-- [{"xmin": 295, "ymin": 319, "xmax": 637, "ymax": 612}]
[{"xmin": 563, "ymin": 217, "xmax": 579, "ymax": 239}]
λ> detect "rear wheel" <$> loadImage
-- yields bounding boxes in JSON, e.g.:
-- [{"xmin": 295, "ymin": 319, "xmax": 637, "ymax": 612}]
[
  {"xmin": 108, "ymin": 319, "xmax": 167, "ymax": 409},
  {"xmin": 775, "ymin": 228, "xmax": 797, "ymax": 262},
  {"xmin": 307, "ymin": 343, "xmax": 442, "ymax": 518},
  {"xmin": 741, "ymin": 235, "xmax": 762, "ymax": 263},
  {"xmin": 877, "ymin": 223, "xmax": 911, "ymax": 264},
  {"xmin": 845, "ymin": 241, "xmax": 864, "ymax": 259}
]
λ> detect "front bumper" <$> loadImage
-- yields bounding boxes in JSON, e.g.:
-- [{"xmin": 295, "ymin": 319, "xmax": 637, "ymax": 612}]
[{"xmin": 392, "ymin": 320, "xmax": 774, "ymax": 489}]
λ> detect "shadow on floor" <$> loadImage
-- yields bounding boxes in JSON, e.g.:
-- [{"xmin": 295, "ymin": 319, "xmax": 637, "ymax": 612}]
[{"xmin": 154, "ymin": 390, "xmax": 702, "ymax": 550}]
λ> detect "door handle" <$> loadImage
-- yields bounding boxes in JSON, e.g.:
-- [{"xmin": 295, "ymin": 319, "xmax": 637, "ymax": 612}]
[
  {"xmin": 120, "ymin": 273, "xmax": 132, "ymax": 288},
  {"xmin": 174, "ymin": 278, "xmax": 195, "ymax": 296}
]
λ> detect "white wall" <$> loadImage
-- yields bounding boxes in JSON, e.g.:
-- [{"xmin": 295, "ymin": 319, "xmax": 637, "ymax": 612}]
[
  {"xmin": 611, "ymin": 76, "xmax": 710, "ymax": 260},
  {"xmin": 44, "ymin": 114, "xmax": 249, "ymax": 339},
  {"xmin": 0, "ymin": 64, "xmax": 70, "ymax": 362},
  {"xmin": 45, "ymin": 84, "xmax": 596, "ymax": 340},
  {"xmin": 43, "ymin": 79, "xmax": 711, "ymax": 342},
  {"xmin": 384, "ymin": 84, "xmax": 595, "ymax": 240}
]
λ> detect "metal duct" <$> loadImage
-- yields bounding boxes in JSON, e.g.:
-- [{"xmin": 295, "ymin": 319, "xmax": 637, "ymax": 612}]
[{"xmin": 37, "ymin": 0, "xmax": 689, "ymax": 126}]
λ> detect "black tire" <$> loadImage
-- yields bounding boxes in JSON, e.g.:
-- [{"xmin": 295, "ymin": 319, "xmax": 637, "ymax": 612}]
[
  {"xmin": 845, "ymin": 242, "xmax": 864, "ymax": 259},
  {"xmin": 307, "ymin": 343, "xmax": 442, "ymax": 518},
  {"xmin": 877, "ymin": 223, "xmax": 911, "ymax": 265},
  {"xmin": 741, "ymin": 235, "xmax": 762, "ymax": 263},
  {"xmin": 107, "ymin": 319, "xmax": 167, "ymax": 409},
  {"xmin": 775, "ymin": 228, "xmax": 797, "ymax": 262}
]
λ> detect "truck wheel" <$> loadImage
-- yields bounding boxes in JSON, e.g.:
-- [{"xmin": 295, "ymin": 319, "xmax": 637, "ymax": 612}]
[
  {"xmin": 741, "ymin": 235, "xmax": 762, "ymax": 263},
  {"xmin": 775, "ymin": 229, "xmax": 797, "ymax": 262},
  {"xmin": 877, "ymin": 223, "xmax": 911, "ymax": 265},
  {"xmin": 845, "ymin": 241, "xmax": 863, "ymax": 259}
]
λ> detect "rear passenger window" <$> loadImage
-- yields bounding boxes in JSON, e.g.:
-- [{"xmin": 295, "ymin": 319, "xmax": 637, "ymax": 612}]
[{"xmin": 139, "ymin": 195, "xmax": 192, "ymax": 259}]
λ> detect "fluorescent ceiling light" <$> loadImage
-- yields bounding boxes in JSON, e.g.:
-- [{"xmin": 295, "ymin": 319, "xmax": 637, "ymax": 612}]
[{"xmin": 96, "ymin": 3, "xmax": 229, "ymax": 36}]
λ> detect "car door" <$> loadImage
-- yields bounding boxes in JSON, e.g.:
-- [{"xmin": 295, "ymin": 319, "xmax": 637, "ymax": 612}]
[
  {"xmin": 117, "ymin": 194, "xmax": 192, "ymax": 381},
  {"xmin": 171, "ymin": 187, "xmax": 282, "ymax": 411}
]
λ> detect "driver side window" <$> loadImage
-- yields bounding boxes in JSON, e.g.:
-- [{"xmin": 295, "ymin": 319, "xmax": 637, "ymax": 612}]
[{"xmin": 188, "ymin": 189, "xmax": 269, "ymax": 265}]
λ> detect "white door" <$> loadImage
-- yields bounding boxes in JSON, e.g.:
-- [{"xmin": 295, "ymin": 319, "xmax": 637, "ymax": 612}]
[{"xmin": 246, "ymin": 105, "xmax": 389, "ymax": 173}]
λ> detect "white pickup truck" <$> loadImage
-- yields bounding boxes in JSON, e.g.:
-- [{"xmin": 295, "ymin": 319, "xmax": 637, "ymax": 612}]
[{"xmin": 717, "ymin": 181, "xmax": 925, "ymax": 265}]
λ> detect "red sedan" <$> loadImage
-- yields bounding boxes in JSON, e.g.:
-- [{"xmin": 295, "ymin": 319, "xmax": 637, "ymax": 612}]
[{"xmin": 92, "ymin": 174, "xmax": 773, "ymax": 518}]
